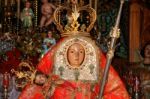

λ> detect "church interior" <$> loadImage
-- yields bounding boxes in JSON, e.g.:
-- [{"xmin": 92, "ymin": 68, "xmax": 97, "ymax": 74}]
[{"xmin": 0, "ymin": 0, "xmax": 150, "ymax": 99}]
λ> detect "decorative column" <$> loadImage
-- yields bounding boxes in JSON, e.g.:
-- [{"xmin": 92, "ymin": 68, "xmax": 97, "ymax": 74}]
[
  {"xmin": 16, "ymin": 0, "xmax": 20, "ymax": 33},
  {"xmin": 4, "ymin": 0, "xmax": 8, "ymax": 6},
  {"xmin": 10, "ymin": 0, "xmax": 15, "ymax": 5},
  {"xmin": 0, "ymin": 0, "xmax": 2, "ymax": 31},
  {"xmin": 34, "ymin": 0, "xmax": 38, "ymax": 27},
  {"xmin": 89, "ymin": 0, "xmax": 97, "ymax": 12},
  {"xmin": 129, "ymin": 1, "xmax": 141, "ymax": 63}
]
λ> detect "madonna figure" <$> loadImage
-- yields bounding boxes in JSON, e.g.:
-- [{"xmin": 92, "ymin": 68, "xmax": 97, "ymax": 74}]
[
  {"xmin": 21, "ymin": 1, "xmax": 34, "ymax": 28},
  {"xmin": 19, "ymin": 1, "xmax": 129, "ymax": 99}
]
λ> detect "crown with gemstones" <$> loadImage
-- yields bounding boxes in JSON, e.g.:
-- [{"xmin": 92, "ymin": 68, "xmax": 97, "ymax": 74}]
[{"xmin": 53, "ymin": 3, "xmax": 96, "ymax": 37}]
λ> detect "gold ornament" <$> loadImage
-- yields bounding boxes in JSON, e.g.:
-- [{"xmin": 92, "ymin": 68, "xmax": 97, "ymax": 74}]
[{"xmin": 53, "ymin": 4, "xmax": 96, "ymax": 37}]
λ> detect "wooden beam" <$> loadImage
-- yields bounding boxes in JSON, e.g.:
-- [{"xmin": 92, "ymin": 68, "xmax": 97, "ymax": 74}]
[{"xmin": 129, "ymin": 2, "xmax": 141, "ymax": 63}]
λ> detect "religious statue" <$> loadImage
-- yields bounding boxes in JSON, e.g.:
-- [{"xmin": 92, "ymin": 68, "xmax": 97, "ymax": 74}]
[
  {"xmin": 140, "ymin": 42, "xmax": 150, "ymax": 99},
  {"xmin": 34, "ymin": 71, "xmax": 47, "ymax": 86},
  {"xmin": 40, "ymin": 0, "xmax": 56, "ymax": 27},
  {"xmin": 41, "ymin": 31, "xmax": 56, "ymax": 57},
  {"xmin": 19, "ymin": 1, "xmax": 129, "ymax": 99},
  {"xmin": 143, "ymin": 43, "xmax": 150, "ymax": 65},
  {"xmin": 140, "ymin": 69, "xmax": 150, "ymax": 99},
  {"xmin": 21, "ymin": 1, "xmax": 34, "ymax": 29}
]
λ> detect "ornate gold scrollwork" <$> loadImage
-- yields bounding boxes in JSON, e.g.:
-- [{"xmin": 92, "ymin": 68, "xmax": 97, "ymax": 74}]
[
  {"xmin": 53, "ymin": 4, "xmax": 96, "ymax": 37},
  {"xmin": 11, "ymin": 61, "xmax": 36, "ymax": 88}
]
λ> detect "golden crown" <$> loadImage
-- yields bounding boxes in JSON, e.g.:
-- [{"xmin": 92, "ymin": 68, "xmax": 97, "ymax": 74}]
[{"xmin": 53, "ymin": 3, "xmax": 96, "ymax": 37}]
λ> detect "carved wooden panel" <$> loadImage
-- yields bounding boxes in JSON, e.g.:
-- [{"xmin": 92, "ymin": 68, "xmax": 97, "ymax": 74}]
[
  {"xmin": 141, "ymin": 8, "xmax": 150, "ymax": 48},
  {"xmin": 129, "ymin": 0, "xmax": 150, "ymax": 63}
]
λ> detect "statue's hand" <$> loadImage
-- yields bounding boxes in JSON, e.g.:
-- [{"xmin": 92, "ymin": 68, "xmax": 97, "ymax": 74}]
[
  {"xmin": 42, "ymin": 75, "xmax": 60, "ymax": 89},
  {"xmin": 41, "ymin": 74, "xmax": 64, "ymax": 97},
  {"xmin": 25, "ymin": 12, "xmax": 29, "ymax": 16}
]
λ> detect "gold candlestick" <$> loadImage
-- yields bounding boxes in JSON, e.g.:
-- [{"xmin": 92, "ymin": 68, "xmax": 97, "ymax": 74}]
[{"xmin": 3, "ymin": 86, "xmax": 8, "ymax": 99}]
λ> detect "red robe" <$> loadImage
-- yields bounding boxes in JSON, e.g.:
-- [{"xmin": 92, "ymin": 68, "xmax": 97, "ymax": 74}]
[{"xmin": 19, "ymin": 38, "xmax": 129, "ymax": 99}]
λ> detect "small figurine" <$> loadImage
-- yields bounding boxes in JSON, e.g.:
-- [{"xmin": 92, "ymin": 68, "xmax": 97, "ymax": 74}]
[
  {"xmin": 64, "ymin": 11, "xmax": 73, "ymax": 32},
  {"xmin": 21, "ymin": 1, "xmax": 34, "ymax": 29},
  {"xmin": 41, "ymin": 31, "xmax": 56, "ymax": 56},
  {"xmin": 40, "ymin": 0, "xmax": 56, "ymax": 27},
  {"xmin": 4, "ymin": 32, "xmax": 12, "ymax": 40},
  {"xmin": 133, "ymin": 76, "xmax": 141, "ymax": 99},
  {"xmin": 80, "ymin": 24, "xmax": 86, "ymax": 32}
]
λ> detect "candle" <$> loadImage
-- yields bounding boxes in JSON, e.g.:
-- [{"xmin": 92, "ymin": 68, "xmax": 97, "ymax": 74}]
[
  {"xmin": 3, "ymin": 72, "xmax": 9, "ymax": 88},
  {"xmin": 89, "ymin": 0, "xmax": 92, "ymax": 7},
  {"xmin": 94, "ymin": 0, "xmax": 97, "ymax": 13},
  {"xmin": 5, "ymin": 0, "xmax": 8, "ymax": 6},
  {"xmin": 67, "ymin": 0, "xmax": 70, "ymax": 4},
  {"xmin": 11, "ymin": 0, "xmax": 15, "ymax": 5}
]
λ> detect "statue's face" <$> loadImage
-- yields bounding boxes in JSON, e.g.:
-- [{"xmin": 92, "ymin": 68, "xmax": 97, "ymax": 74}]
[
  {"xmin": 144, "ymin": 44, "xmax": 150, "ymax": 58},
  {"xmin": 71, "ymin": 0, "xmax": 77, "ymax": 4},
  {"xmin": 41, "ymin": 0, "xmax": 48, "ymax": 3},
  {"xmin": 25, "ymin": 2, "xmax": 31, "ymax": 8},
  {"xmin": 48, "ymin": 31, "xmax": 52, "ymax": 38},
  {"xmin": 67, "ymin": 43, "xmax": 85, "ymax": 67},
  {"xmin": 35, "ymin": 74, "xmax": 47, "ymax": 85}
]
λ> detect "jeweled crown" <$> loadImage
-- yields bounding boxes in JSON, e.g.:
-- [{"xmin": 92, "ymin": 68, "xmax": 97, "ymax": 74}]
[{"xmin": 53, "ymin": 3, "xmax": 96, "ymax": 37}]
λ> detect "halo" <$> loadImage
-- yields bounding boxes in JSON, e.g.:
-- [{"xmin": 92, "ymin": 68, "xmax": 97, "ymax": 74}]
[{"xmin": 54, "ymin": 36, "xmax": 100, "ymax": 81}]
